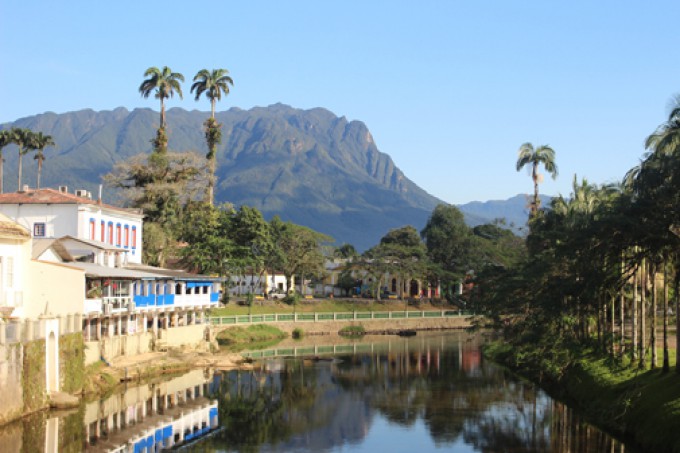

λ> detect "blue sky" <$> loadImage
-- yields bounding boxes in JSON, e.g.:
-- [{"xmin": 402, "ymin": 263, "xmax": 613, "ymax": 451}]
[{"xmin": 2, "ymin": 1, "xmax": 679, "ymax": 204}]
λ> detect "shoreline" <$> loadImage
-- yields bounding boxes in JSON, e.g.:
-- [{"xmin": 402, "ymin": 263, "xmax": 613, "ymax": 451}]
[{"xmin": 483, "ymin": 340, "xmax": 680, "ymax": 453}]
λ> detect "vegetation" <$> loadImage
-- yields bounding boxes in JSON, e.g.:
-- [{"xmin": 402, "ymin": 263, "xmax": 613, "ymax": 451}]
[
  {"xmin": 191, "ymin": 68, "xmax": 234, "ymax": 205},
  {"xmin": 515, "ymin": 142, "xmax": 558, "ymax": 216},
  {"xmin": 473, "ymin": 94, "xmax": 680, "ymax": 451},
  {"xmin": 339, "ymin": 324, "xmax": 366, "ymax": 336},
  {"xmin": 215, "ymin": 324, "xmax": 287, "ymax": 350}
]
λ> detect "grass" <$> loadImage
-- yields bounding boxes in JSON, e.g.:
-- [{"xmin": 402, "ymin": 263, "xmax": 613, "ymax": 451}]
[
  {"xmin": 486, "ymin": 341, "xmax": 680, "ymax": 452},
  {"xmin": 215, "ymin": 324, "xmax": 287, "ymax": 351},
  {"xmin": 210, "ymin": 298, "xmax": 450, "ymax": 317},
  {"xmin": 339, "ymin": 325, "xmax": 366, "ymax": 336}
]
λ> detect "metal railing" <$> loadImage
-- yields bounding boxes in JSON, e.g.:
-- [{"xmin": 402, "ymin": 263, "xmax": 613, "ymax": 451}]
[{"xmin": 210, "ymin": 310, "xmax": 474, "ymax": 326}]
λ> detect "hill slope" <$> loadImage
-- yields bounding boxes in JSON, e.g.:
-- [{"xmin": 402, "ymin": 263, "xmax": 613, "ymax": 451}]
[{"xmin": 2, "ymin": 105, "xmax": 446, "ymax": 250}]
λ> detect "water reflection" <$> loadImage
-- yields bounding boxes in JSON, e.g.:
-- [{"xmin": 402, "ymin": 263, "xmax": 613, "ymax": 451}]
[
  {"xmin": 0, "ymin": 333, "xmax": 634, "ymax": 452},
  {"xmin": 195, "ymin": 333, "xmax": 632, "ymax": 452}
]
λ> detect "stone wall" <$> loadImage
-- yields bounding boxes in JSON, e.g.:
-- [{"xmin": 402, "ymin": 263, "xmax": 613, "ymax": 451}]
[
  {"xmin": 163, "ymin": 324, "xmax": 208, "ymax": 348},
  {"xmin": 0, "ymin": 343, "xmax": 24, "ymax": 426},
  {"xmin": 86, "ymin": 332, "xmax": 154, "ymax": 365}
]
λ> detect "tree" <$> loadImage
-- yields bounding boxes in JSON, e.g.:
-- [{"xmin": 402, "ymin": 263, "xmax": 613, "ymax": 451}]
[
  {"xmin": 0, "ymin": 130, "xmax": 12, "ymax": 193},
  {"xmin": 31, "ymin": 132, "xmax": 55, "ymax": 189},
  {"xmin": 139, "ymin": 66, "xmax": 185, "ymax": 129},
  {"xmin": 366, "ymin": 226, "xmax": 428, "ymax": 300},
  {"xmin": 191, "ymin": 68, "xmax": 234, "ymax": 205},
  {"xmin": 516, "ymin": 143, "xmax": 558, "ymax": 216},
  {"xmin": 139, "ymin": 66, "xmax": 184, "ymax": 156},
  {"xmin": 9, "ymin": 128, "xmax": 33, "ymax": 191},
  {"xmin": 269, "ymin": 219, "xmax": 330, "ymax": 294}
]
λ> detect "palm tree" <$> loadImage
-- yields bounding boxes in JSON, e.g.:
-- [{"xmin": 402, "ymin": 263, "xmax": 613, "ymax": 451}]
[
  {"xmin": 139, "ymin": 66, "xmax": 184, "ymax": 154},
  {"xmin": 191, "ymin": 68, "xmax": 234, "ymax": 205},
  {"xmin": 516, "ymin": 143, "xmax": 558, "ymax": 216},
  {"xmin": 9, "ymin": 128, "xmax": 34, "ymax": 191},
  {"xmin": 32, "ymin": 132, "xmax": 55, "ymax": 189},
  {"xmin": 191, "ymin": 68, "xmax": 233, "ymax": 119},
  {"xmin": 0, "ymin": 130, "xmax": 12, "ymax": 193}
]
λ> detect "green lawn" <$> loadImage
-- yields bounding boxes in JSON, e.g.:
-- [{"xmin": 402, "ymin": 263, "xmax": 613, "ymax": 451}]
[{"xmin": 210, "ymin": 298, "xmax": 452, "ymax": 317}]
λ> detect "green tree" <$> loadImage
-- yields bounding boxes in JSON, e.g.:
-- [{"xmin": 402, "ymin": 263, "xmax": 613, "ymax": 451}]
[
  {"xmin": 0, "ymin": 129, "xmax": 12, "ymax": 193},
  {"xmin": 31, "ymin": 132, "xmax": 55, "ymax": 189},
  {"xmin": 139, "ymin": 66, "xmax": 184, "ymax": 156},
  {"xmin": 269, "ymin": 218, "xmax": 330, "ymax": 293},
  {"xmin": 516, "ymin": 143, "xmax": 558, "ymax": 216},
  {"xmin": 139, "ymin": 66, "xmax": 185, "ymax": 129},
  {"xmin": 191, "ymin": 68, "xmax": 234, "ymax": 205},
  {"xmin": 9, "ymin": 128, "xmax": 34, "ymax": 191},
  {"xmin": 366, "ymin": 226, "xmax": 428, "ymax": 300}
]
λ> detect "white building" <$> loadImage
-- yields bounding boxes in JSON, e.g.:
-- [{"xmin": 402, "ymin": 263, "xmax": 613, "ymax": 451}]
[{"xmin": 0, "ymin": 187, "xmax": 143, "ymax": 264}]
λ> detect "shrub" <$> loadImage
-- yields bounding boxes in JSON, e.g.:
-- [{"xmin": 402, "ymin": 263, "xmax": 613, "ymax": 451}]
[
  {"xmin": 339, "ymin": 325, "xmax": 366, "ymax": 336},
  {"xmin": 292, "ymin": 328, "xmax": 304, "ymax": 339}
]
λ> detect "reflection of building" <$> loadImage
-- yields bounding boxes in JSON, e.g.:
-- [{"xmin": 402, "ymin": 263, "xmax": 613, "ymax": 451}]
[{"xmin": 82, "ymin": 369, "xmax": 218, "ymax": 452}]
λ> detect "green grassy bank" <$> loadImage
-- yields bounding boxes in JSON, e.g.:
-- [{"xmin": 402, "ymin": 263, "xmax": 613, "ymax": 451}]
[
  {"xmin": 215, "ymin": 324, "xmax": 288, "ymax": 351},
  {"xmin": 484, "ymin": 341, "xmax": 680, "ymax": 452}
]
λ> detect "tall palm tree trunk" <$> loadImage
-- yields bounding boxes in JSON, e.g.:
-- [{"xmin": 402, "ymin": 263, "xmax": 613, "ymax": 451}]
[
  {"xmin": 619, "ymin": 254, "xmax": 626, "ymax": 359},
  {"xmin": 17, "ymin": 152, "xmax": 23, "ymax": 190},
  {"xmin": 650, "ymin": 262, "xmax": 658, "ymax": 369},
  {"xmin": 639, "ymin": 258, "xmax": 647, "ymax": 369},
  {"xmin": 37, "ymin": 158, "xmax": 43, "ymax": 189},
  {"xmin": 662, "ymin": 260, "xmax": 670, "ymax": 372},
  {"xmin": 0, "ymin": 154, "xmax": 4, "ymax": 193},
  {"xmin": 632, "ymin": 265, "xmax": 638, "ymax": 364}
]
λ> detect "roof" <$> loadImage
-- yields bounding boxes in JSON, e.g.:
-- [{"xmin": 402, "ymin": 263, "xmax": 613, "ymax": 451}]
[
  {"xmin": 125, "ymin": 263, "xmax": 218, "ymax": 281},
  {"xmin": 65, "ymin": 262, "xmax": 160, "ymax": 279},
  {"xmin": 0, "ymin": 188, "xmax": 142, "ymax": 217},
  {"xmin": 59, "ymin": 235, "xmax": 127, "ymax": 252},
  {"xmin": 32, "ymin": 238, "xmax": 74, "ymax": 261},
  {"xmin": 0, "ymin": 212, "xmax": 30, "ymax": 240}
]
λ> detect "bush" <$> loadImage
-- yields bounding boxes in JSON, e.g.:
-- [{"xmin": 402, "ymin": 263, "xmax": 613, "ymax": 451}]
[
  {"xmin": 292, "ymin": 328, "xmax": 304, "ymax": 339},
  {"xmin": 339, "ymin": 325, "xmax": 366, "ymax": 336}
]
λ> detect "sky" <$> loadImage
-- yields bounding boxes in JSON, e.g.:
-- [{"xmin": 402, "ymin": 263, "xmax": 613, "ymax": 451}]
[{"xmin": 2, "ymin": 1, "xmax": 680, "ymax": 205}]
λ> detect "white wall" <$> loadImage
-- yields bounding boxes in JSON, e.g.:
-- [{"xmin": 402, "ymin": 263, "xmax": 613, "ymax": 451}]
[
  {"xmin": 0, "ymin": 204, "xmax": 77, "ymax": 239},
  {"xmin": 0, "ymin": 238, "xmax": 30, "ymax": 316},
  {"xmin": 77, "ymin": 206, "xmax": 143, "ymax": 264}
]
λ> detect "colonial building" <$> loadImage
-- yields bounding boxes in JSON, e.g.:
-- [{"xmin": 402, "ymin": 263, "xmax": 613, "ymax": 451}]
[{"xmin": 0, "ymin": 187, "xmax": 143, "ymax": 264}]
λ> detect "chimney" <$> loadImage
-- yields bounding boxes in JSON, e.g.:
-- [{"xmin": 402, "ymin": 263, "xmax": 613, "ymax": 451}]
[
  {"xmin": 20, "ymin": 184, "xmax": 29, "ymax": 193},
  {"xmin": 58, "ymin": 186, "xmax": 68, "ymax": 193},
  {"xmin": 98, "ymin": 184, "xmax": 103, "ymax": 205}
]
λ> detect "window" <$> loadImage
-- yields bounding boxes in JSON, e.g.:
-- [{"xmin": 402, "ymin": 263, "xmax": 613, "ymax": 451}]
[
  {"xmin": 101, "ymin": 221, "xmax": 105, "ymax": 242},
  {"xmin": 108, "ymin": 222, "xmax": 113, "ymax": 245},
  {"xmin": 5, "ymin": 257, "xmax": 14, "ymax": 288},
  {"xmin": 33, "ymin": 222, "xmax": 46, "ymax": 237},
  {"xmin": 124, "ymin": 225, "xmax": 129, "ymax": 248},
  {"xmin": 116, "ymin": 224, "xmax": 121, "ymax": 246},
  {"xmin": 89, "ymin": 219, "xmax": 96, "ymax": 240},
  {"xmin": 132, "ymin": 226, "xmax": 137, "ymax": 248}
]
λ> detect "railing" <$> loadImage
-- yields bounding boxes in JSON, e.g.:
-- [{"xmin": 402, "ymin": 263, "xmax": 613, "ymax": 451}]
[{"xmin": 210, "ymin": 310, "xmax": 474, "ymax": 326}]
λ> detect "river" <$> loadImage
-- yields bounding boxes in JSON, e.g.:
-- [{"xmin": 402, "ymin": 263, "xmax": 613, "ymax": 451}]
[{"xmin": 0, "ymin": 332, "xmax": 636, "ymax": 452}]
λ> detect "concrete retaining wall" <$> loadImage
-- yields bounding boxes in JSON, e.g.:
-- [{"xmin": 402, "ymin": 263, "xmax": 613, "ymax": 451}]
[{"xmin": 218, "ymin": 316, "xmax": 473, "ymax": 335}]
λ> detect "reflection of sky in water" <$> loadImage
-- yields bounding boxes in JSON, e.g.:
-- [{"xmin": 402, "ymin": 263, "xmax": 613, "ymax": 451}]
[{"xmin": 336, "ymin": 416, "xmax": 477, "ymax": 453}]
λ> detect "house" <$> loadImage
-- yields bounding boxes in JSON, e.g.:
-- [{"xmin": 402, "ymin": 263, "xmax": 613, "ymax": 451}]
[
  {"xmin": 0, "ymin": 187, "xmax": 143, "ymax": 264},
  {"xmin": 0, "ymin": 187, "xmax": 221, "ymax": 363}
]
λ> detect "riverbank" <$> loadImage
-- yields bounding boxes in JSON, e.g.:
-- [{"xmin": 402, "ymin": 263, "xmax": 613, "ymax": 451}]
[{"xmin": 484, "ymin": 341, "xmax": 680, "ymax": 453}]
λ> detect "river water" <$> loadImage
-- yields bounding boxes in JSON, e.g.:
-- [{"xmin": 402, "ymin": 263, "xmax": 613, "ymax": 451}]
[{"xmin": 0, "ymin": 332, "xmax": 636, "ymax": 452}]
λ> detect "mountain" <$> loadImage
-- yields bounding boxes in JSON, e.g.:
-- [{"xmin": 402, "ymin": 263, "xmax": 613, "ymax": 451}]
[
  {"xmin": 1, "ymin": 105, "xmax": 447, "ymax": 250},
  {"xmin": 457, "ymin": 194, "xmax": 553, "ymax": 233}
]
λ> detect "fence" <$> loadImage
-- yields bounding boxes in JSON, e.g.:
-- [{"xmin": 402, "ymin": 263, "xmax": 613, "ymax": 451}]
[{"xmin": 210, "ymin": 310, "xmax": 474, "ymax": 326}]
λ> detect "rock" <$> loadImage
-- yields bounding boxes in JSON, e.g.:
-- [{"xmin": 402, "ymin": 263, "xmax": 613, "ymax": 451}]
[{"xmin": 49, "ymin": 392, "xmax": 80, "ymax": 409}]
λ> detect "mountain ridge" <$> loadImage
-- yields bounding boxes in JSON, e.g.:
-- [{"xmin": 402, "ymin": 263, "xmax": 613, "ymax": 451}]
[{"xmin": 0, "ymin": 105, "xmax": 541, "ymax": 249}]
